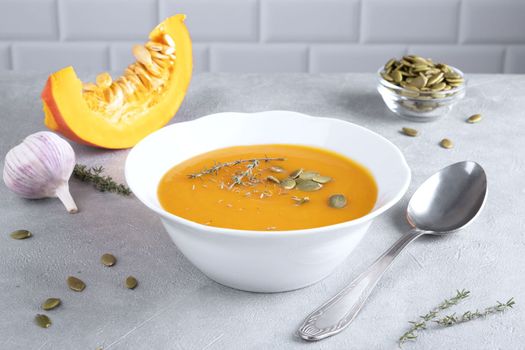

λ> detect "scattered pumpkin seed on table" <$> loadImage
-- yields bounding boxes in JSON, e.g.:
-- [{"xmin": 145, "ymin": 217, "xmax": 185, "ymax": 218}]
[
  {"xmin": 67, "ymin": 276, "xmax": 86, "ymax": 292},
  {"xmin": 401, "ymin": 127, "xmax": 419, "ymax": 137},
  {"xmin": 125, "ymin": 276, "xmax": 138, "ymax": 289},
  {"xmin": 440, "ymin": 138, "xmax": 454, "ymax": 149},
  {"xmin": 101, "ymin": 253, "xmax": 117, "ymax": 267},
  {"xmin": 9, "ymin": 229, "xmax": 32, "ymax": 240},
  {"xmin": 329, "ymin": 194, "xmax": 348, "ymax": 209},
  {"xmin": 42, "ymin": 298, "xmax": 61, "ymax": 311},
  {"xmin": 35, "ymin": 314, "xmax": 52, "ymax": 328},
  {"xmin": 467, "ymin": 114, "xmax": 482, "ymax": 123}
]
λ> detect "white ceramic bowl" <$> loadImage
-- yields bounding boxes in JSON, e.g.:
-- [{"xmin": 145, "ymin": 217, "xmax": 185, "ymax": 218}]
[{"xmin": 125, "ymin": 111, "xmax": 411, "ymax": 293}]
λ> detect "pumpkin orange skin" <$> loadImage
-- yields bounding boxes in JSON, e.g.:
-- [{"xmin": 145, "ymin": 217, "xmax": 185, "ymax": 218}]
[{"xmin": 41, "ymin": 15, "xmax": 192, "ymax": 149}]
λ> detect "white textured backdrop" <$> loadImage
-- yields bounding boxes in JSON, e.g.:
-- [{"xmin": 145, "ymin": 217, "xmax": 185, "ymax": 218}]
[{"xmin": 0, "ymin": 0, "xmax": 524, "ymax": 74}]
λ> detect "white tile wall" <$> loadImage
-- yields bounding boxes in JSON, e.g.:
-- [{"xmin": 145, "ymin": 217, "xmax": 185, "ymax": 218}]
[{"xmin": 0, "ymin": 0, "xmax": 524, "ymax": 74}]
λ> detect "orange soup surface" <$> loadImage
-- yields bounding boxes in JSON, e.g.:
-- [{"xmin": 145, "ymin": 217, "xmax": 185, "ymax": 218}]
[{"xmin": 158, "ymin": 144, "xmax": 378, "ymax": 231}]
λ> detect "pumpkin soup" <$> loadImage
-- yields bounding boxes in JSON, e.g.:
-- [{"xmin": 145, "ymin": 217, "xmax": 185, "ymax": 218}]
[{"xmin": 157, "ymin": 144, "xmax": 377, "ymax": 231}]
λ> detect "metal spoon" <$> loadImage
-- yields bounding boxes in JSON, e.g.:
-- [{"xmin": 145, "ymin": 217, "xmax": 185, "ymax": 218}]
[{"xmin": 298, "ymin": 161, "xmax": 487, "ymax": 341}]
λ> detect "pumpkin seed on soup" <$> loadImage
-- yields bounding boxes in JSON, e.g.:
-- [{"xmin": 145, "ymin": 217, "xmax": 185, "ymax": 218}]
[
  {"xmin": 312, "ymin": 175, "xmax": 332, "ymax": 184},
  {"xmin": 289, "ymin": 168, "xmax": 303, "ymax": 179},
  {"xmin": 269, "ymin": 166, "xmax": 284, "ymax": 173},
  {"xmin": 266, "ymin": 175, "xmax": 280, "ymax": 184},
  {"xmin": 299, "ymin": 171, "xmax": 319, "ymax": 180},
  {"xmin": 101, "ymin": 253, "xmax": 117, "ymax": 267},
  {"xmin": 328, "ymin": 194, "xmax": 347, "ymax": 209},
  {"xmin": 35, "ymin": 314, "xmax": 52, "ymax": 328},
  {"xmin": 280, "ymin": 178, "xmax": 296, "ymax": 190},
  {"xmin": 440, "ymin": 138, "xmax": 454, "ymax": 149},
  {"xmin": 467, "ymin": 114, "xmax": 482, "ymax": 123},
  {"xmin": 125, "ymin": 276, "xmax": 138, "ymax": 289},
  {"xmin": 10, "ymin": 229, "xmax": 32, "ymax": 240},
  {"xmin": 67, "ymin": 276, "xmax": 86, "ymax": 292},
  {"xmin": 296, "ymin": 180, "xmax": 323, "ymax": 192},
  {"xmin": 42, "ymin": 298, "xmax": 61, "ymax": 311}
]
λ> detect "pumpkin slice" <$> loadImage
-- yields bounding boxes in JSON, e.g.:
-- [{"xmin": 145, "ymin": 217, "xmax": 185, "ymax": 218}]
[{"xmin": 42, "ymin": 15, "xmax": 192, "ymax": 149}]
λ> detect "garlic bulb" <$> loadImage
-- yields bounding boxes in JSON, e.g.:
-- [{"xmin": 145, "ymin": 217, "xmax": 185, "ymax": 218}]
[{"xmin": 3, "ymin": 131, "xmax": 78, "ymax": 213}]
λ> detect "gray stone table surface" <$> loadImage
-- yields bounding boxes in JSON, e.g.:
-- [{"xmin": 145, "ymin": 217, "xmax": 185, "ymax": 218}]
[{"xmin": 0, "ymin": 72, "xmax": 524, "ymax": 350}]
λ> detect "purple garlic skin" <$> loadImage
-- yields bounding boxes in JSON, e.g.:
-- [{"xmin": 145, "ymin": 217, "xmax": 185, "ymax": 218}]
[{"xmin": 3, "ymin": 131, "xmax": 78, "ymax": 213}]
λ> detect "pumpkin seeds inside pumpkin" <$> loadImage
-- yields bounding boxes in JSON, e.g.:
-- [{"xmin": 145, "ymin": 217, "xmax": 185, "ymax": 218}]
[
  {"xmin": 10, "ymin": 229, "xmax": 32, "ymax": 240},
  {"xmin": 440, "ymin": 138, "xmax": 454, "ymax": 149},
  {"xmin": 401, "ymin": 127, "xmax": 419, "ymax": 137},
  {"xmin": 328, "ymin": 194, "xmax": 347, "ymax": 209},
  {"xmin": 289, "ymin": 168, "xmax": 303, "ymax": 179},
  {"xmin": 125, "ymin": 276, "xmax": 138, "ymax": 289},
  {"xmin": 35, "ymin": 314, "xmax": 52, "ymax": 328},
  {"xmin": 299, "ymin": 171, "xmax": 319, "ymax": 180},
  {"xmin": 312, "ymin": 175, "xmax": 332, "ymax": 184},
  {"xmin": 296, "ymin": 180, "xmax": 323, "ymax": 192},
  {"xmin": 67, "ymin": 276, "xmax": 86, "ymax": 292},
  {"xmin": 467, "ymin": 114, "xmax": 482, "ymax": 124},
  {"xmin": 101, "ymin": 253, "xmax": 117, "ymax": 267},
  {"xmin": 42, "ymin": 298, "xmax": 61, "ymax": 311},
  {"xmin": 280, "ymin": 178, "xmax": 296, "ymax": 190}
]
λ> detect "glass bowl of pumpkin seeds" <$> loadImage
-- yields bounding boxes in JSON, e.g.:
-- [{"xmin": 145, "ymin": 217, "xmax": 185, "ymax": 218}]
[{"xmin": 377, "ymin": 55, "xmax": 466, "ymax": 122}]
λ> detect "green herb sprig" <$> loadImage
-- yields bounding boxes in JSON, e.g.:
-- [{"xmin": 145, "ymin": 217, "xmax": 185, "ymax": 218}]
[
  {"xmin": 187, "ymin": 157, "xmax": 285, "ymax": 179},
  {"xmin": 399, "ymin": 289, "xmax": 470, "ymax": 345},
  {"xmin": 73, "ymin": 164, "xmax": 132, "ymax": 196},
  {"xmin": 435, "ymin": 298, "xmax": 515, "ymax": 327},
  {"xmin": 399, "ymin": 290, "xmax": 515, "ymax": 347}
]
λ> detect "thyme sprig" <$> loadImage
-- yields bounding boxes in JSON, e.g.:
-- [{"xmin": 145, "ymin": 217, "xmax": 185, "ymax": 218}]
[
  {"xmin": 73, "ymin": 164, "xmax": 132, "ymax": 196},
  {"xmin": 187, "ymin": 157, "xmax": 285, "ymax": 179},
  {"xmin": 435, "ymin": 298, "xmax": 515, "ymax": 327},
  {"xmin": 399, "ymin": 289, "xmax": 470, "ymax": 346},
  {"xmin": 229, "ymin": 159, "xmax": 260, "ymax": 189}
]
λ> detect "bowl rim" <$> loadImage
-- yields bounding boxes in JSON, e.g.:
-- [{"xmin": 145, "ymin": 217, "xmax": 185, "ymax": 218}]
[
  {"xmin": 377, "ymin": 65, "xmax": 467, "ymax": 101},
  {"xmin": 125, "ymin": 111, "xmax": 411, "ymax": 238}
]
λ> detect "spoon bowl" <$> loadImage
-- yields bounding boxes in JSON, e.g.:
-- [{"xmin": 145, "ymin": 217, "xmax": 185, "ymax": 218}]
[{"xmin": 407, "ymin": 161, "xmax": 487, "ymax": 233}]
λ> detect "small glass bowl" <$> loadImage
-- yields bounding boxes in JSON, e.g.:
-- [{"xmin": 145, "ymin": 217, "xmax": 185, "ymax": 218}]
[{"xmin": 377, "ymin": 66, "xmax": 466, "ymax": 122}]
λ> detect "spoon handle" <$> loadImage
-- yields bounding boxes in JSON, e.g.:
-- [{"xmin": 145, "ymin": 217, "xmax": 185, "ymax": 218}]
[{"xmin": 298, "ymin": 229, "xmax": 425, "ymax": 341}]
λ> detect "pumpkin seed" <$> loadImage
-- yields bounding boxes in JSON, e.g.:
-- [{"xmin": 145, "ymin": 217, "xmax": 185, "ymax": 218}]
[
  {"xmin": 296, "ymin": 180, "xmax": 323, "ymax": 192},
  {"xmin": 385, "ymin": 58, "xmax": 396, "ymax": 69},
  {"xmin": 280, "ymin": 178, "xmax": 296, "ymax": 190},
  {"xmin": 392, "ymin": 70, "xmax": 403, "ymax": 83},
  {"xmin": 467, "ymin": 114, "xmax": 482, "ymax": 123},
  {"xmin": 269, "ymin": 166, "xmax": 284, "ymax": 173},
  {"xmin": 411, "ymin": 75, "xmax": 427, "ymax": 89},
  {"xmin": 96, "ymin": 72, "xmax": 112, "ymax": 88},
  {"xmin": 125, "ymin": 276, "xmax": 138, "ymax": 289},
  {"xmin": 299, "ymin": 171, "xmax": 319, "ymax": 180},
  {"xmin": 10, "ymin": 229, "xmax": 31, "ymax": 240},
  {"xmin": 67, "ymin": 276, "xmax": 86, "ymax": 292},
  {"xmin": 35, "ymin": 314, "xmax": 51, "ymax": 328},
  {"xmin": 163, "ymin": 34, "xmax": 175, "ymax": 48},
  {"xmin": 440, "ymin": 138, "xmax": 454, "ymax": 149},
  {"xmin": 132, "ymin": 45, "xmax": 152, "ymax": 66},
  {"xmin": 328, "ymin": 194, "xmax": 347, "ymax": 209},
  {"xmin": 289, "ymin": 169, "xmax": 303, "ymax": 179},
  {"xmin": 430, "ymin": 82, "xmax": 447, "ymax": 91},
  {"xmin": 401, "ymin": 127, "xmax": 419, "ymax": 137},
  {"xmin": 42, "ymin": 298, "xmax": 61, "ymax": 311},
  {"xmin": 312, "ymin": 175, "xmax": 332, "ymax": 184},
  {"xmin": 427, "ymin": 72, "xmax": 444, "ymax": 86},
  {"xmin": 101, "ymin": 253, "xmax": 117, "ymax": 267},
  {"xmin": 266, "ymin": 175, "xmax": 280, "ymax": 184}
]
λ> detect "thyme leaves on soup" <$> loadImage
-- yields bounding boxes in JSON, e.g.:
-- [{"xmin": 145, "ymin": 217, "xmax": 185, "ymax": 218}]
[{"xmin": 187, "ymin": 157, "xmax": 285, "ymax": 180}]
